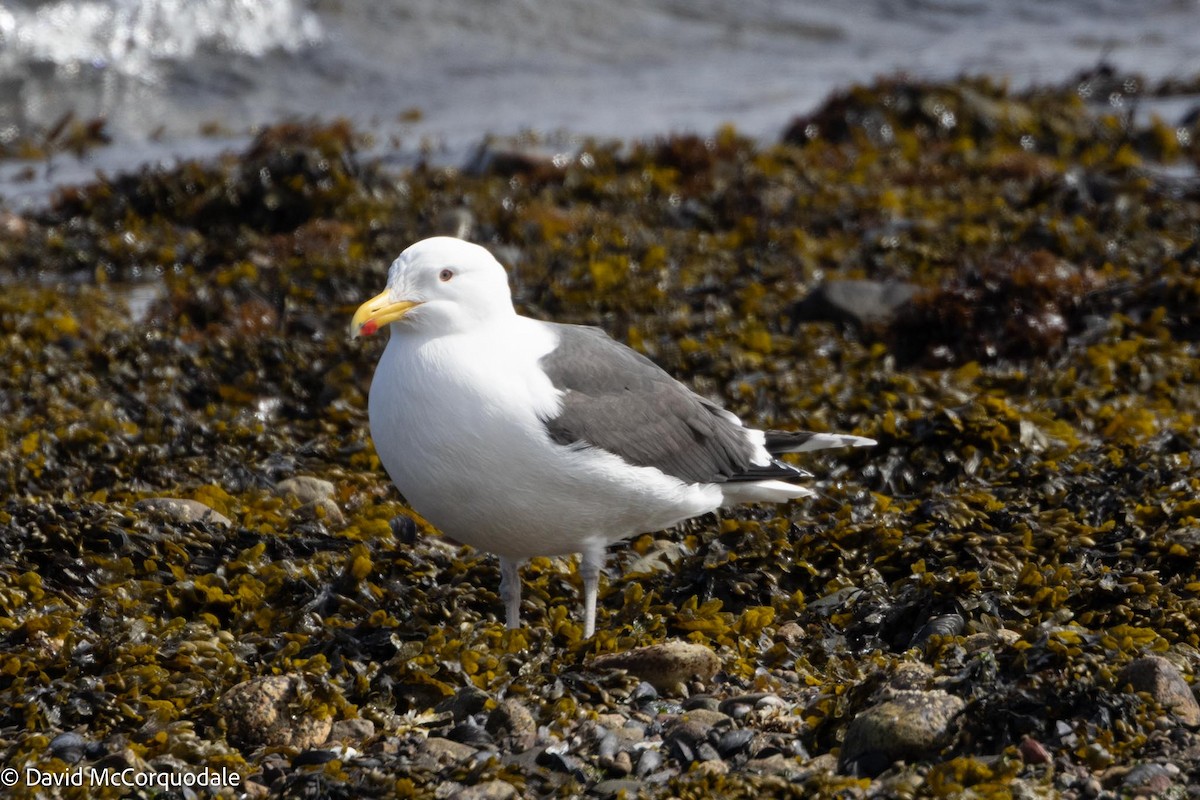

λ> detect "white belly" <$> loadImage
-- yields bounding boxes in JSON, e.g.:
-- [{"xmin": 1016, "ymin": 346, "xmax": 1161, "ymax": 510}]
[{"xmin": 367, "ymin": 322, "xmax": 720, "ymax": 560}]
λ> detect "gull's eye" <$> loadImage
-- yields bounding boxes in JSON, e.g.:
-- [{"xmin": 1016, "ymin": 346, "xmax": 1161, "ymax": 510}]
[{"xmin": 439, "ymin": 268, "xmax": 454, "ymax": 282}]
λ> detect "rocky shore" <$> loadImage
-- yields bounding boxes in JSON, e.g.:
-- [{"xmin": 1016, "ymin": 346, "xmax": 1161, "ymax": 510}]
[{"xmin": 2, "ymin": 74, "xmax": 1200, "ymax": 798}]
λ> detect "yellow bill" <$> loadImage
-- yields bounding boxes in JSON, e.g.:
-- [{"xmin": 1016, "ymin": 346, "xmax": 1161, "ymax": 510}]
[{"xmin": 351, "ymin": 291, "xmax": 421, "ymax": 337}]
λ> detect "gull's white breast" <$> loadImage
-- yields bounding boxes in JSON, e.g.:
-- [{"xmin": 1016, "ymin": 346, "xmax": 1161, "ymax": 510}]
[{"xmin": 367, "ymin": 316, "xmax": 721, "ymax": 560}]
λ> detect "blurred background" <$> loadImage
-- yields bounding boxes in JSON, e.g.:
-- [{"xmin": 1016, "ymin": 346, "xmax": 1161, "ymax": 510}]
[{"xmin": 2, "ymin": 0, "xmax": 1199, "ymax": 207}]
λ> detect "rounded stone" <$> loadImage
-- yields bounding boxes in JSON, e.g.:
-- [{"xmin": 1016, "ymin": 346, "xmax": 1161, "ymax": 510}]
[
  {"xmin": 486, "ymin": 697, "xmax": 538, "ymax": 751},
  {"xmin": 218, "ymin": 675, "xmax": 333, "ymax": 751},
  {"xmin": 136, "ymin": 497, "xmax": 231, "ymax": 527},
  {"xmin": 840, "ymin": 689, "xmax": 965, "ymax": 774},
  {"xmin": 275, "ymin": 475, "xmax": 336, "ymax": 503},
  {"xmin": 296, "ymin": 498, "xmax": 345, "ymax": 526},
  {"xmin": 457, "ymin": 780, "xmax": 520, "ymax": 800},
  {"xmin": 1119, "ymin": 656, "xmax": 1200, "ymax": 727},
  {"xmin": 589, "ymin": 641, "xmax": 720, "ymax": 695}
]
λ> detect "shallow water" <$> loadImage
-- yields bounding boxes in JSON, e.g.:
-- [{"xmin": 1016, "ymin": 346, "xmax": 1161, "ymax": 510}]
[{"xmin": 1, "ymin": 0, "xmax": 1199, "ymax": 208}]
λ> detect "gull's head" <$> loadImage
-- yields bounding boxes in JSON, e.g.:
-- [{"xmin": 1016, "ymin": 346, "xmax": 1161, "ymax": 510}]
[{"xmin": 351, "ymin": 237, "xmax": 515, "ymax": 337}]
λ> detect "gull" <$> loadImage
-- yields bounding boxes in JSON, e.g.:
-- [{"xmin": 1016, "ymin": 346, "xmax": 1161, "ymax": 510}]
[{"xmin": 352, "ymin": 237, "xmax": 874, "ymax": 637}]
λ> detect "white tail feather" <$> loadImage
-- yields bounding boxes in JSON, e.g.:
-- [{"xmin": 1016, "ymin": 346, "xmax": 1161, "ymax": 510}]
[
  {"xmin": 720, "ymin": 480, "xmax": 816, "ymax": 505},
  {"xmin": 784, "ymin": 433, "xmax": 876, "ymax": 453}
]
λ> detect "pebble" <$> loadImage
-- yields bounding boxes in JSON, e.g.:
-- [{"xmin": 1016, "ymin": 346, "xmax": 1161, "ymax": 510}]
[
  {"xmin": 774, "ymin": 620, "xmax": 806, "ymax": 646},
  {"xmin": 1019, "ymin": 735, "xmax": 1051, "ymax": 765},
  {"xmin": 744, "ymin": 753, "xmax": 803, "ymax": 778},
  {"xmin": 682, "ymin": 695, "xmax": 720, "ymax": 712},
  {"xmin": 1119, "ymin": 656, "xmax": 1200, "ymax": 726},
  {"xmin": 591, "ymin": 779, "xmax": 644, "ymax": 798},
  {"xmin": 595, "ymin": 731, "xmax": 619, "ymax": 761},
  {"xmin": 962, "ymin": 628, "xmax": 1022, "ymax": 652},
  {"xmin": 888, "ymin": 661, "xmax": 935, "ymax": 691},
  {"xmin": 327, "ymin": 717, "xmax": 375, "ymax": 744},
  {"xmin": 1122, "ymin": 763, "xmax": 1174, "ymax": 796},
  {"xmin": 678, "ymin": 708, "xmax": 732, "ymax": 729},
  {"xmin": 589, "ymin": 641, "xmax": 719, "ymax": 695},
  {"xmin": 456, "ymin": 780, "xmax": 520, "ymax": 800},
  {"xmin": 242, "ymin": 780, "xmax": 271, "ymax": 799},
  {"xmin": 840, "ymin": 689, "xmax": 965, "ymax": 775},
  {"xmin": 275, "ymin": 475, "xmax": 336, "ymax": 503},
  {"xmin": 417, "ymin": 736, "xmax": 479, "ymax": 768},
  {"xmin": 795, "ymin": 752, "xmax": 839, "ymax": 780},
  {"xmin": 611, "ymin": 724, "xmax": 645, "ymax": 746},
  {"xmin": 296, "ymin": 497, "xmax": 345, "ymax": 526},
  {"xmin": 218, "ymin": 674, "xmax": 332, "ymax": 750},
  {"xmin": 135, "ymin": 497, "xmax": 231, "ymax": 527},
  {"xmin": 629, "ymin": 680, "xmax": 659, "ymax": 703},
  {"xmin": 486, "ymin": 697, "xmax": 538, "ymax": 751},
  {"xmin": 594, "ymin": 713, "xmax": 627, "ymax": 730},
  {"xmin": 692, "ymin": 759, "xmax": 730, "ymax": 777}
]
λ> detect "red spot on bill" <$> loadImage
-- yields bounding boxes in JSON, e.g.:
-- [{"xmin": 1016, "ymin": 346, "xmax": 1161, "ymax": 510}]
[{"xmin": 361, "ymin": 319, "xmax": 378, "ymax": 336}]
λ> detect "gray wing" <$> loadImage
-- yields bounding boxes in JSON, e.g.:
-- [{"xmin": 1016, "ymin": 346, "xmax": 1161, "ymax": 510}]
[{"xmin": 538, "ymin": 324, "xmax": 800, "ymax": 485}]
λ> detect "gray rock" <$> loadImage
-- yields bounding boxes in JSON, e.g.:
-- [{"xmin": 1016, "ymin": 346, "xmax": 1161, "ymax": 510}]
[
  {"xmin": 589, "ymin": 641, "xmax": 719, "ymax": 695},
  {"xmin": 744, "ymin": 753, "xmax": 804, "ymax": 778},
  {"xmin": 218, "ymin": 675, "xmax": 332, "ymax": 751},
  {"xmin": 595, "ymin": 731, "xmax": 619, "ymax": 761},
  {"xmin": 1122, "ymin": 763, "xmax": 1174, "ymax": 796},
  {"xmin": 888, "ymin": 661, "xmax": 935, "ymax": 691},
  {"xmin": 774, "ymin": 621, "xmax": 806, "ymax": 647},
  {"xmin": 327, "ymin": 718, "xmax": 375, "ymax": 744},
  {"xmin": 457, "ymin": 780, "xmax": 520, "ymax": 800},
  {"xmin": 418, "ymin": 736, "xmax": 478, "ymax": 768},
  {"xmin": 792, "ymin": 752, "xmax": 839, "ymax": 782},
  {"xmin": 840, "ymin": 689, "xmax": 965, "ymax": 774},
  {"xmin": 275, "ymin": 476, "xmax": 336, "ymax": 503},
  {"xmin": 241, "ymin": 779, "xmax": 271, "ymax": 799},
  {"xmin": 791, "ymin": 279, "xmax": 920, "ymax": 329},
  {"xmin": 682, "ymin": 695, "xmax": 721, "ymax": 712},
  {"xmin": 963, "ymin": 628, "xmax": 1022, "ymax": 653},
  {"xmin": 296, "ymin": 498, "xmax": 345, "ymax": 526},
  {"xmin": 1119, "ymin": 656, "xmax": 1200, "ymax": 726},
  {"xmin": 592, "ymin": 779, "xmax": 644, "ymax": 798},
  {"xmin": 611, "ymin": 723, "xmax": 646, "ymax": 746},
  {"xmin": 486, "ymin": 697, "xmax": 538, "ymax": 751},
  {"xmin": 692, "ymin": 759, "xmax": 730, "ymax": 777},
  {"xmin": 136, "ymin": 497, "xmax": 231, "ymax": 527},
  {"xmin": 679, "ymin": 708, "xmax": 732, "ymax": 729}
]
